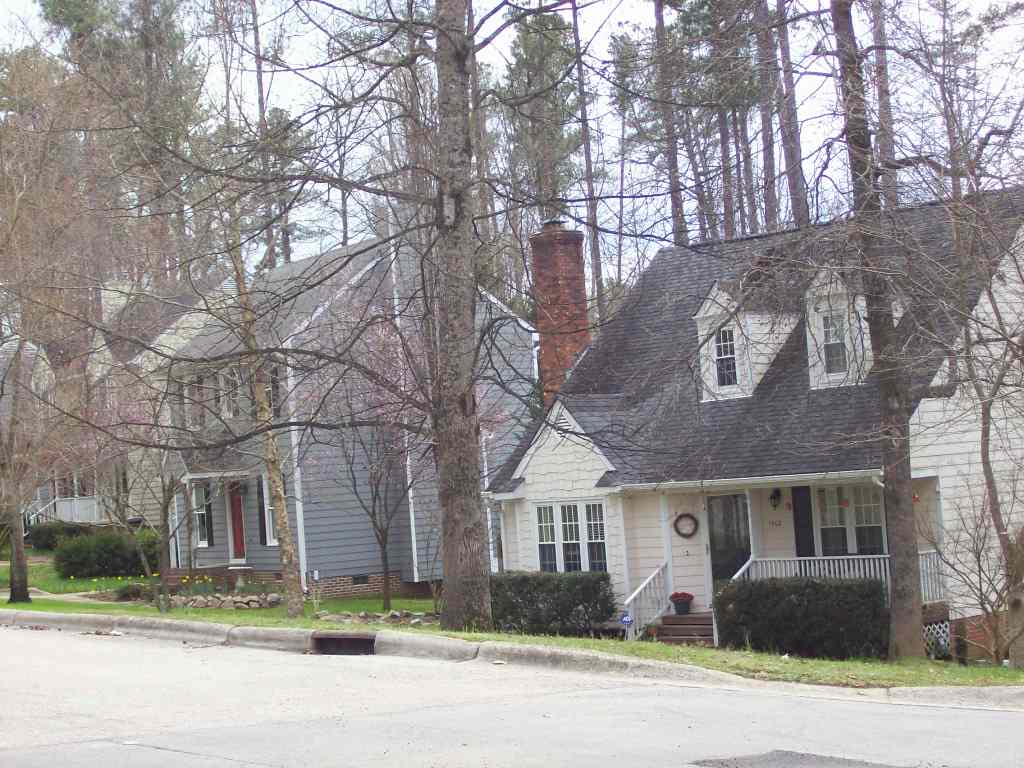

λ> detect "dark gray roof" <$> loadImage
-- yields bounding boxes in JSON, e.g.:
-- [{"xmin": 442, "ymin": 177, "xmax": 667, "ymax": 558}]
[
  {"xmin": 177, "ymin": 239, "xmax": 385, "ymax": 361},
  {"xmin": 489, "ymin": 189, "xmax": 1024, "ymax": 493}
]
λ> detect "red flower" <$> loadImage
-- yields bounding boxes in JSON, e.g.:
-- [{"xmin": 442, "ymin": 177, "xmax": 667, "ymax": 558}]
[{"xmin": 670, "ymin": 591, "xmax": 694, "ymax": 602}]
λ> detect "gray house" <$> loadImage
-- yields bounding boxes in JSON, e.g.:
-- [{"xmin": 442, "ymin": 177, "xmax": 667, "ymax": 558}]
[{"xmin": 112, "ymin": 239, "xmax": 537, "ymax": 596}]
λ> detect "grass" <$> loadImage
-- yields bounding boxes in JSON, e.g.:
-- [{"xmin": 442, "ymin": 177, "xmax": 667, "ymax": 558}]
[
  {"xmin": 5, "ymin": 596, "xmax": 1023, "ymax": 688},
  {"xmin": 0, "ymin": 562, "xmax": 136, "ymax": 594}
]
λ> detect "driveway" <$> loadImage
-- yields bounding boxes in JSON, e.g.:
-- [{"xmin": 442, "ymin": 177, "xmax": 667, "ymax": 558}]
[{"xmin": 1, "ymin": 625, "xmax": 1020, "ymax": 767}]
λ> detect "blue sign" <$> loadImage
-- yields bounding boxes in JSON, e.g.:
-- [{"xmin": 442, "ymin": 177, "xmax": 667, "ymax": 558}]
[{"xmin": 620, "ymin": 613, "xmax": 634, "ymax": 626}]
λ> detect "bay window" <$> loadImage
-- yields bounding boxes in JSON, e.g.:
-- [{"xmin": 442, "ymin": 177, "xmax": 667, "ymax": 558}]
[{"xmin": 536, "ymin": 501, "xmax": 606, "ymax": 573}]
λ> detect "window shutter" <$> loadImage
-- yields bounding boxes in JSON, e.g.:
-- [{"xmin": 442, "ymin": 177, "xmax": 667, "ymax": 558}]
[
  {"xmin": 204, "ymin": 483, "xmax": 215, "ymax": 547},
  {"xmin": 257, "ymin": 477, "xmax": 267, "ymax": 546}
]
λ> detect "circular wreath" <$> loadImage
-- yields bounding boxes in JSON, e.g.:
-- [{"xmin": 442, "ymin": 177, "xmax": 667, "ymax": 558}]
[{"xmin": 673, "ymin": 512, "xmax": 699, "ymax": 539}]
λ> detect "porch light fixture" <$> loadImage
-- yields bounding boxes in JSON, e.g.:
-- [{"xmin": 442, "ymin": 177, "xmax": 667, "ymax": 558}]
[{"xmin": 769, "ymin": 488, "xmax": 782, "ymax": 509}]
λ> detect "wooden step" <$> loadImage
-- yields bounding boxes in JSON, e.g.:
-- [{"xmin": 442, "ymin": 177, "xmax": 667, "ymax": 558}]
[
  {"xmin": 660, "ymin": 612, "xmax": 713, "ymax": 627},
  {"xmin": 657, "ymin": 624, "xmax": 714, "ymax": 638}
]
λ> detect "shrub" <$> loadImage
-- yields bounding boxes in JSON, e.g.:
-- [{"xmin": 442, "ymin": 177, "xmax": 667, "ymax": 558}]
[
  {"xmin": 54, "ymin": 530, "xmax": 163, "ymax": 579},
  {"xmin": 491, "ymin": 571, "xmax": 616, "ymax": 636},
  {"xmin": 714, "ymin": 577, "xmax": 889, "ymax": 659},
  {"xmin": 28, "ymin": 521, "xmax": 94, "ymax": 551}
]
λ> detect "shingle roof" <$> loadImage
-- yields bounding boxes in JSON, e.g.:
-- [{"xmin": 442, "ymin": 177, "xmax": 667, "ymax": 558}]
[{"xmin": 489, "ymin": 188, "xmax": 1024, "ymax": 493}]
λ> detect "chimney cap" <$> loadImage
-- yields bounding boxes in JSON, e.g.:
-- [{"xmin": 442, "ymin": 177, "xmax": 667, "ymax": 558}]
[{"xmin": 542, "ymin": 217, "xmax": 566, "ymax": 230}]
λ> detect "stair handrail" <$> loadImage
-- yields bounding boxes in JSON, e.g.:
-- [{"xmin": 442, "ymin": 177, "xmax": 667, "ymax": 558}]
[
  {"xmin": 730, "ymin": 555, "xmax": 755, "ymax": 581},
  {"xmin": 622, "ymin": 561, "xmax": 669, "ymax": 642}
]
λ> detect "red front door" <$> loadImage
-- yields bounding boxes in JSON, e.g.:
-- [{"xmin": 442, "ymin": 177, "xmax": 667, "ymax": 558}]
[{"xmin": 230, "ymin": 488, "xmax": 246, "ymax": 559}]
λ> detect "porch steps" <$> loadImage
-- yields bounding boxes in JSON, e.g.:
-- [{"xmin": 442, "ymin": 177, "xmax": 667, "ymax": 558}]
[{"xmin": 654, "ymin": 611, "xmax": 715, "ymax": 646}]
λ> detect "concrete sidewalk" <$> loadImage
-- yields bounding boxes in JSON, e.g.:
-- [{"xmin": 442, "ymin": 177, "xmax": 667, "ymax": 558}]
[{"xmin": 2, "ymin": 607, "xmax": 1022, "ymax": 712}]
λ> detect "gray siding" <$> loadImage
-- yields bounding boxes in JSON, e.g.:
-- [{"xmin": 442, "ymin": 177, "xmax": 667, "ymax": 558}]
[{"xmin": 297, "ymin": 430, "xmax": 413, "ymax": 581}]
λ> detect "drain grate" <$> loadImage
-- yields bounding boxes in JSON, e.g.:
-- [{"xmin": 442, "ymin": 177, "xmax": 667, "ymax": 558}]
[
  {"xmin": 310, "ymin": 631, "xmax": 375, "ymax": 655},
  {"xmin": 695, "ymin": 751, "xmax": 904, "ymax": 768}
]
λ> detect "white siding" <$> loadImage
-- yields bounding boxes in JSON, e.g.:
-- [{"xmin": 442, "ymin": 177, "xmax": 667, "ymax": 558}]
[
  {"xmin": 750, "ymin": 487, "xmax": 796, "ymax": 559},
  {"xmin": 508, "ymin": 422, "xmax": 627, "ymax": 600}
]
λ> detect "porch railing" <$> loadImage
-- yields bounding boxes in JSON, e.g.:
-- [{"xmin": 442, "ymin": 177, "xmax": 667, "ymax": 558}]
[
  {"xmin": 53, "ymin": 497, "xmax": 101, "ymax": 524},
  {"xmin": 622, "ymin": 561, "xmax": 670, "ymax": 642},
  {"xmin": 736, "ymin": 551, "xmax": 946, "ymax": 603}
]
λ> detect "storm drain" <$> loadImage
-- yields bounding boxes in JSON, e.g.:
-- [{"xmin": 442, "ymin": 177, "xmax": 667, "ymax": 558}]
[
  {"xmin": 310, "ymin": 631, "xmax": 375, "ymax": 655},
  {"xmin": 695, "ymin": 751, "xmax": 902, "ymax": 768}
]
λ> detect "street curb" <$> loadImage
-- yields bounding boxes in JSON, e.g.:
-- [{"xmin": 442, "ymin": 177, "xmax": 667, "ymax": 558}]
[
  {"xmin": 117, "ymin": 616, "xmax": 231, "ymax": 645},
  {"xmin": 227, "ymin": 625, "xmax": 312, "ymax": 653},
  {"xmin": 476, "ymin": 641, "xmax": 739, "ymax": 684},
  {"xmin": 10, "ymin": 610, "xmax": 117, "ymax": 634},
  {"xmin": 374, "ymin": 629, "xmax": 479, "ymax": 661}
]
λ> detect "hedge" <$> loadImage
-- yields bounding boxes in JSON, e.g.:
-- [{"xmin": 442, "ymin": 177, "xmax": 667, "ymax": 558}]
[
  {"xmin": 27, "ymin": 521, "xmax": 95, "ymax": 551},
  {"xmin": 714, "ymin": 577, "xmax": 889, "ymax": 659},
  {"xmin": 491, "ymin": 571, "xmax": 616, "ymax": 636},
  {"xmin": 54, "ymin": 529, "xmax": 162, "ymax": 579}
]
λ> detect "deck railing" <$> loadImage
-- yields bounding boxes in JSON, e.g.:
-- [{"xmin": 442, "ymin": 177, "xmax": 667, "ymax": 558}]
[
  {"xmin": 737, "ymin": 551, "xmax": 945, "ymax": 603},
  {"xmin": 52, "ymin": 497, "xmax": 101, "ymax": 524},
  {"xmin": 622, "ymin": 561, "xmax": 670, "ymax": 641}
]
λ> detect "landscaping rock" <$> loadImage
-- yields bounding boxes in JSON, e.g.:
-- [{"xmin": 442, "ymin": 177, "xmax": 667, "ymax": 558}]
[
  {"xmin": 410, "ymin": 618, "xmax": 422, "ymax": 627},
  {"xmin": 388, "ymin": 611, "xmax": 402, "ymax": 620},
  {"xmin": 267, "ymin": 593, "xmax": 282, "ymax": 607}
]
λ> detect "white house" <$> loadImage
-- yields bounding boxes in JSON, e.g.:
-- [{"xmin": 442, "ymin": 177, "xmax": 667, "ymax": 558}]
[{"xmin": 488, "ymin": 190, "xmax": 1024, "ymax": 646}]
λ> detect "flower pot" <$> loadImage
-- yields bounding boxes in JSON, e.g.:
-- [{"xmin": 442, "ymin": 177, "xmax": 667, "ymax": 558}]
[{"xmin": 672, "ymin": 600, "xmax": 691, "ymax": 615}]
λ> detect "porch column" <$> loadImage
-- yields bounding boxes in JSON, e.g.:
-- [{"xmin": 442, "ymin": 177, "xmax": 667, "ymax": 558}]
[
  {"xmin": 610, "ymin": 493, "xmax": 629, "ymax": 598},
  {"xmin": 659, "ymin": 494, "xmax": 675, "ymax": 593}
]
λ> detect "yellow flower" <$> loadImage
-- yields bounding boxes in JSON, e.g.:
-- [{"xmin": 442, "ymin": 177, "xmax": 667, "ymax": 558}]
[
  {"xmin": 92, "ymin": 578, "xmax": 98, "ymax": 583},
  {"xmin": 153, "ymin": 573, "xmax": 159, "ymax": 577},
  {"xmin": 117, "ymin": 576, "xmax": 123, "ymax": 581},
  {"xmin": 69, "ymin": 576, "xmax": 75, "ymax": 581}
]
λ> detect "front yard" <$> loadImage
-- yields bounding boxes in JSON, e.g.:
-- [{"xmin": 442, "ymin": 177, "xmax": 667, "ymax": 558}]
[{"xmin": 6, "ymin": 595, "xmax": 1023, "ymax": 689}]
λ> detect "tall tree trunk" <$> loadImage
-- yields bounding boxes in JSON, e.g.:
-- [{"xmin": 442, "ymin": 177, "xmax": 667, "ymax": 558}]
[
  {"xmin": 776, "ymin": 0, "xmax": 810, "ymax": 227},
  {"xmin": 738, "ymin": 109, "xmax": 760, "ymax": 234},
  {"xmin": 831, "ymin": 0, "xmax": 924, "ymax": 659},
  {"xmin": 570, "ymin": 0, "xmax": 606, "ymax": 324},
  {"xmin": 653, "ymin": 0, "xmax": 689, "ymax": 246},
  {"xmin": 680, "ymin": 110, "xmax": 716, "ymax": 241},
  {"xmin": 870, "ymin": 0, "xmax": 898, "ymax": 210},
  {"xmin": 250, "ymin": 0, "xmax": 278, "ymax": 270},
  {"xmin": 616, "ymin": 109, "xmax": 627, "ymax": 283},
  {"xmin": 433, "ymin": 0, "xmax": 492, "ymax": 631},
  {"xmin": 754, "ymin": 0, "xmax": 780, "ymax": 230},
  {"xmin": 718, "ymin": 109, "xmax": 736, "ymax": 239},
  {"xmin": 7, "ymin": 510, "xmax": 30, "ymax": 603},
  {"xmin": 380, "ymin": 539, "xmax": 392, "ymax": 611}
]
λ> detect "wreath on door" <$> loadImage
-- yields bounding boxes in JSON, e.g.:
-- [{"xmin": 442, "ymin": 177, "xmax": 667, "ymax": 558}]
[{"xmin": 673, "ymin": 512, "xmax": 699, "ymax": 539}]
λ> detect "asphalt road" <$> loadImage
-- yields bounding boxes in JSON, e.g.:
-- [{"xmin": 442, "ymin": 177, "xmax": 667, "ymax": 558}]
[{"xmin": 0, "ymin": 625, "xmax": 1020, "ymax": 768}]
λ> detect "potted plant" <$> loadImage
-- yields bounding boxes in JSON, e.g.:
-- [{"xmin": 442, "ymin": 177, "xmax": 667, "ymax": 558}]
[{"xmin": 670, "ymin": 591, "xmax": 694, "ymax": 615}]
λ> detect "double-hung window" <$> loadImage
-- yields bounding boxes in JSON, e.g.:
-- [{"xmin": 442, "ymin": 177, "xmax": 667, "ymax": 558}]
[
  {"xmin": 220, "ymin": 368, "xmax": 241, "ymax": 419},
  {"xmin": 715, "ymin": 327, "xmax": 738, "ymax": 387},
  {"xmin": 852, "ymin": 486, "xmax": 885, "ymax": 555},
  {"xmin": 257, "ymin": 473, "xmax": 285, "ymax": 546},
  {"xmin": 193, "ymin": 482, "xmax": 213, "ymax": 548},
  {"xmin": 536, "ymin": 501, "xmax": 607, "ymax": 572},
  {"xmin": 817, "ymin": 487, "xmax": 849, "ymax": 556},
  {"xmin": 816, "ymin": 485, "xmax": 886, "ymax": 556},
  {"xmin": 822, "ymin": 313, "xmax": 848, "ymax": 375}
]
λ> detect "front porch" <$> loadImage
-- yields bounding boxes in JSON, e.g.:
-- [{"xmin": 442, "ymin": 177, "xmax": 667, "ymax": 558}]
[{"xmin": 620, "ymin": 477, "xmax": 947, "ymax": 641}]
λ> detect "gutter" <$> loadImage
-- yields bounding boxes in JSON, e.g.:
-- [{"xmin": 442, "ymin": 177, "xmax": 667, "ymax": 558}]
[
  {"xmin": 487, "ymin": 468, "xmax": 884, "ymax": 501},
  {"xmin": 284, "ymin": 337, "xmax": 309, "ymax": 590}
]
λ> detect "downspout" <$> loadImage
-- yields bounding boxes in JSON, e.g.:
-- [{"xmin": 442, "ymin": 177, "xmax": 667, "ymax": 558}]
[
  {"xmin": 480, "ymin": 432, "xmax": 496, "ymax": 573},
  {"xmin": 390, "ymin": 253, "xmax": 420, "ymax": 582},
  {"xmin": 284, "ymin": 338, "xmax": 308, "ymax": 590}
]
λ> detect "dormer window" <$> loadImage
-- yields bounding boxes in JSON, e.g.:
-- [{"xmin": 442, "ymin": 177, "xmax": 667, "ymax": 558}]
[
  {"xmin": 715, "ymin": 327, "xmax": 738, "ymax": 387},
  {"xmin": 822, "ymin": 314, "xmax": 848, "ymax": 375}
]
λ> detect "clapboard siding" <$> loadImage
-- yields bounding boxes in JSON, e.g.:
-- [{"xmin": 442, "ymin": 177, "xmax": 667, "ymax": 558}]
[{"xmin": 298, "ymin": 431, "xmax": 412, "ymax": 581}]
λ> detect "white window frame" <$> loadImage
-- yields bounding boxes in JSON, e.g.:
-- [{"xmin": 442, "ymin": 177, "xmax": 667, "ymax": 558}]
[
  {"xmin": 260, "ymin": 474, "xmax": 280, "ymax": 547},
  {"xmin": 821, "ymin": 312, "xmax": 849, "ymax": 377},
  {"xmin": 220, "ymin": 369, "xmax": 241, "ymax": 419},
  {"xmin": 534, "ymin": 500, "xmax": 607, "ymax": 573},
  {"xmin": 714, "ymin": 326, "xmax": 739, "ymax": 389},
  {"xmin": 193, "ymin": 483, "xmax": 211, "ymax": 549},
  {"xmin": 812, "ymin": 484, "xmax": 888, "ymax": 556}
]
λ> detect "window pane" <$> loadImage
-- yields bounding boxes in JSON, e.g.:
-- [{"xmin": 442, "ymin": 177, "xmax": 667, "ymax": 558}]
[
  {"xmin": 856, "ymin": 526, "xmax": 885, "ymax": 555},
  {"xmin": 561, "ymin": 505, "xmax": 581, "ymax": 572},
  {"xmin": 585, "ymin": 503, "xmax": 605, "ymax": 542},
  {"xmin": 587, "ymin": 542, "xmax": 607, "ymax": 572},
  {"xmin": 820, "ymin": 527, "xmax": 848, "ymax": 556},
  {"xmin": 824, "ymin": 341, "xmax": 848, "ymax": 374},
  {"xmin": 539, "ymin": 543, "xmax": 557, "ymax": 573},
  {"xmin": 715, "ymin": 328, "xmax": 738, "ymax": 387},
  {"xmin": 823, "ymin": 314, "xmax": 848, "ymax": 374},
  {"xmin": 563, "ymin": 543, "xmax": 582, "ymax": 571},
  {"xmin": 537, "ymin": 506, "xmax": 555, "ymax": 543}
]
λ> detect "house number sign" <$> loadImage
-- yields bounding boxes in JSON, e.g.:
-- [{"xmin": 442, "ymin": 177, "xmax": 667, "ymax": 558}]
[{"xmin": 673, "ymin": 513, "xmax": 699, "ymax": 539}]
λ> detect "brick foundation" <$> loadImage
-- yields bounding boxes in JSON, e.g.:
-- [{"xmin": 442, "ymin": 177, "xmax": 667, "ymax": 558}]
[
  {"xmin": 951, "ymin": 611, "xmax": 1009, "ymax": 660},
  {"xmin": 313, "ymin": 571, "xmax": 403, "ymax": 599}
]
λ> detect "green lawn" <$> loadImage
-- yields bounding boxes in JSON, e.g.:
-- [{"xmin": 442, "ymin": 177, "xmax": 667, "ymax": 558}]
[
  {"xmin": 0, "ymin": 562, "xmax": 136, "ymax": 594},
  {"xmin": 6, "ymin": 596, "xmax": 1023, "ymax": 688}
]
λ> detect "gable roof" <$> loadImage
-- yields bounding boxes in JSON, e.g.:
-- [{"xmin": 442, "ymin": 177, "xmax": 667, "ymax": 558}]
[{"xmin": 489, "ymin": 188, "xmax": 1024, "ymax": 493}]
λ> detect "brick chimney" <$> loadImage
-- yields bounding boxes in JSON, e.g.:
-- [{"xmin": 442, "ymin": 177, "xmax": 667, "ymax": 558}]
[{"xmin": 530, "ymin": 219, "xmax": 591, "ymax": 407}]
